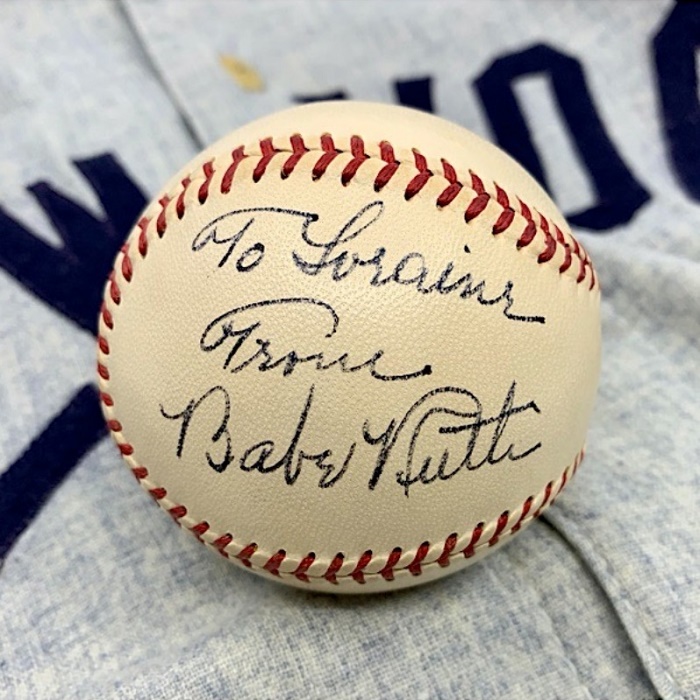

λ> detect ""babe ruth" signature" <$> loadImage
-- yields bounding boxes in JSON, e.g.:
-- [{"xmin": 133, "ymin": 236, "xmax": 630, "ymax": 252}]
[
  {"xmin": 191, "ymin": 201, "xmax": 546, "ymax": 325},
  {"xmin": 159, "ymin": 380, "xmax": 542, "ymax": 497}
]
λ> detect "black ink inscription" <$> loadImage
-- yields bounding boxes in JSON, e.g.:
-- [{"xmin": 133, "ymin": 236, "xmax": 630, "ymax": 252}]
[
  {"xmin": 191, "ymin": 203, "xmax": 545, "ymax": 324},
  {"xmin": 161, "ymin": 385, "xmax": 353, "ymax": 488},
  {"xmin": 160, "ymin": 381, "xmax": 541, "ymax": 496},
  {"xmin": 159, "ymin": 386, "xmax": 232, "ymax": 473},
  {"xmin": 192, "ymin": 206, "xmax": 318, "ymax": 269},
  {"xmin": 292, "ymin": 201, "xmax": 546, "ymax": 324},
  {"xmin": 364, "ymin": 381, "xmax": 541, "ymax": 496},
  {"xmin": 200, "ymin": 297, "xmax": 432, "ymax": 382}
]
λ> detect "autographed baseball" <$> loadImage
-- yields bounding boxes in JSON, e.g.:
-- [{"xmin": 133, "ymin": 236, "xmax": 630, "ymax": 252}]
[{"xmin": 98, "ymin": 102, "xmax": 600, "ymax": 592}]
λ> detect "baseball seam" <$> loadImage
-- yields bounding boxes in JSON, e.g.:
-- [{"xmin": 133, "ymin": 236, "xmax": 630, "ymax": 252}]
[
  {"xmin": 129, "ymin": 135, "xmax": 598, "ymax": 291},
  {"xmin": 99, "ymin": 442, "xmax": 583, "ymax": 585},
  {"xmin": 98, "ymin": 131, "xmax": 593, "ymax": 586}
]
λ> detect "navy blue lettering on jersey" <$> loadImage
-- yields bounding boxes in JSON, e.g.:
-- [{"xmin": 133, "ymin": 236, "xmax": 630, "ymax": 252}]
[
  {"xmin": 0, "ymin": 155, "xmax": 146, "ymax": 334},
  {"xmin": 0, "ymin": 386, "xmax": 104, "ymax": 560},
  {"xmin": 296, "ymin": 90, "xmax": 348, "ymax": 103},
  {"xmin": 394, "ymin": 77, "xmax": 434, "ymax": 113},
  {"xmin": 654, "ymin": 4, "xmax": 700, "ymax": 202},
  {"xmin": 0, "ymin": 154, "xmax": 146, "ymax": 560},
  {"xmin": 474, "ymin": 44, "xmax": 650, "ymax": 231}
]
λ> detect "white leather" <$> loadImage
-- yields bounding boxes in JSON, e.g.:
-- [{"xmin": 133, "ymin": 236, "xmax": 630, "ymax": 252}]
[{"xmin": 98, "ymin": 102, "xmax": 600, "ymax": 592}]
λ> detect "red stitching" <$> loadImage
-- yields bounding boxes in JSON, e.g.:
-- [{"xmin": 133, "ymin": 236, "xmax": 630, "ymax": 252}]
[
  {"xmin": 555, "ymin": 227, "xmax": 574, "ymax": 279},
  {"xmin": 437, "ymin": 533, "xmax": 458, "ymax": 567},
  {"xmin": 191, "ymin": 521, "xmax": 209, "ymax": 542},
  {"xmin": 108, "ymin": 272, "xmax": 120, "ymax": 305},
  {"xmin": 405, "ymin": 149, "xmax": 432, "ymax": 200},
  {"xmin": 436, "ymin": 159, "xmax": 463, "ymax": 207},
  {"xmin": 576, "ymin": 257, "xmax": 587, "ymax": 284},
  {"xmin": 120, "ymin": 244, "xmax": 133, "ymax": 282},
  {"xmin": 495, "ymin": 184, "xmax": 510, "ymax": 209},
  {"xmin": 169, "ymin": 504, "xmax": 187, "ymax": 520},
  {"xmin": 588, "ymin": 266, "xmax": 596, "ymax": 291},
  {"xmin": 221, "ymin": 147, "xmax": 247, "ymax": 194},
  {"xmin": 374, "ymin": 141, "xmax": 400, "ymax": 192},
  {"xmin": 198, "ymin": 161, "xmax": 214, "ymax": 204},
  {"xmin": 156, "ymin": 196, "xmax": 170, "ymax": 237},
  {"xmin": 492, "ymin": 207, "xmax": 515, "ymax": 235},
  {"xmin": 379, "ymin": 547, "xmax": 403, "ymax": 582},
  {"xmin": 136, "ymin": 217, "xmax": 149, "ymax": 257},
  {"xmin": 537, "ymin": 215, "xmax": 557, "ymax": 263},
  {"xmin": 464, "ymin": 192, "xmax": 490, "ymax": 222},
  {"xmin": 552, "ymin": 470, "xmax": 568, "ymax": 503},
  {"xmin": 341, "ymin": 135, "xmax": 368, "ymax": 186},
  {"xmin": 253, "ymin": 138, "xmax": 278, "ymax": 182},
  {"xmin": 264, "ymin": 549, "xmax": 286, "ymax": 576},
  {"xmin": 488, "ymin": 511, "xmax": 511, "ymax": 548},
  {"xmin": 313, "ymin": 134, "xmax": 340, "ymax": 180},
  {"xmin": 131, "ymin": 466, "xmax": 148, "ymax": 480},
  {"xmin": 213, "ymin": 533, "xmax": 233, "ymax": 558},
  {"xmin": 407, "ymin": 541, "xmax": 430, "ymax": 576},
  {"xmin": 470, "ymin": 171, "xmax": 486, "ymax": 193},
  {"xmin": 463, "ymin": 522, "xmax": 485, "ymax": 559},
  {"xmin": 510, "ymin": 496, "xmax": 534, "ymax": 533},
  {"xmin": 350, "ymin": 550, "xmax": 373, "ymax": 584},
  {"xmin": 413, "ymin": 149, "xmax": 429, "ymax": 173},
  {"xmin": 442, "ymin": 158, "xmax": 458, "ymax": 184},
  {"xmin": 293, "ymin": 552, "xmax": 316, "ymax": 583},
  {"xmin": 176, "ymin": 177, "xmax": 191, "ymax": 220},
  {"xmin": 324, "ymin": 553, "xmax": 345, "ymax": 584},
  {"xmin": 282, "ymin": 134, "xmax": 309, "ymax": 179},
  {"xmin": 149, "ymin": 486, "xmax": 166, "ymax": 500},
  {"xmin": 533, "ymin": 481, "xmax": 554, "ymax": 519},
  {"xmin": 516, "ymin": 218, "xmax": 537, "ymax": 249},
  {"xmin": 491, "ymin": 186, "xmax": 514, "ymax": 234},
  {"xmin": 236, "ymin": 543, "xmax": 258, "ymax": 568},
  {"xmin": 100, "ymin": 301, "xmax": 114, "ymax": 330}
]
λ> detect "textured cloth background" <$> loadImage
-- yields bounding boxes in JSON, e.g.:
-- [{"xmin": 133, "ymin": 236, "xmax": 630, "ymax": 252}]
[{"xmin": 0, "ymin": 1, "xmax": 698, "ymax": 698}]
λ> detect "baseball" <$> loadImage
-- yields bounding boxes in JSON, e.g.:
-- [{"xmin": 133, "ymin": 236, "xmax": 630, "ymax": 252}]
[{"xmin": 97, "ymin": 101, "xmax": 600, "ymax": 592}]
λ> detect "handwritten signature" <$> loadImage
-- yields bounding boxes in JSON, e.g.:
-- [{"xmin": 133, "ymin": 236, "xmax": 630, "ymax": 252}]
[
  {"xmin": 159, "ymin": 380, "xmax": 542, "ymax": 496},
  {"xmin": 190, "ymin": 202, "xmax": 545, "ymax": 325}
]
